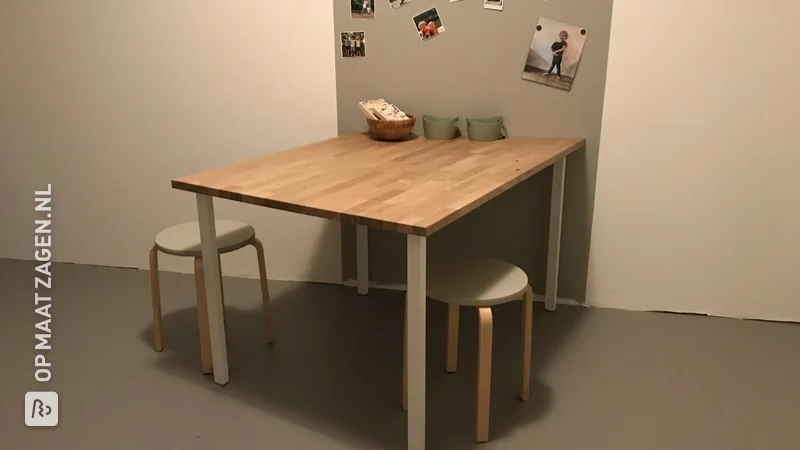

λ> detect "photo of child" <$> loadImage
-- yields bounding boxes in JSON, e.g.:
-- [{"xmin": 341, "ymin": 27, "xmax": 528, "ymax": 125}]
[
  {"xmin": 341, "ymin": 31, "xmax": 366, "ymax": 58},
  {"xmin": 522, "ymin": 17, "xmax": 589, "ymax": 91},
  {"xmin": 547, "ymin": 30, "xmax": 569, "ymax": 79},
  {"xmin": 412, "ymin": 7, "xmax": 445, "ymax": 42},
  {"xmin": 351, "ymin": 0, "xmax": 375, "ymax": 19}
]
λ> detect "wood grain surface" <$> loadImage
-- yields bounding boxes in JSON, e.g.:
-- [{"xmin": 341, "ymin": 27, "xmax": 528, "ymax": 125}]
[{"xmin": 172, "ymin": 133, "xmax": 584, "ymax": 236}]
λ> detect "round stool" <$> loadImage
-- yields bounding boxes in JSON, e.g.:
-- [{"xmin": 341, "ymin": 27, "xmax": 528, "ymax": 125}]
[
  {"xmin": 402, "ymin": 256, "xmax": 533, "ymax": 443},
  {"xmin": 148, "ymin": 220, "xmax": 275, "ymax": 374}
]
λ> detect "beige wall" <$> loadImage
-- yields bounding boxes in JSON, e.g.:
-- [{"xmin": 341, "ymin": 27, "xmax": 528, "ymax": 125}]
[
  {"xmin": 0, "ymin": 1, "xmax": 342, "ymax": 282},
  {"xmin": 587, "ymin": 0, "xmax": 800, "ymax": 320}
]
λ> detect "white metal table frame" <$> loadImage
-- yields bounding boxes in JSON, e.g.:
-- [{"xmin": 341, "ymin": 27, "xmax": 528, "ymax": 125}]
[{"xmin": 192, "ymin": 155, "xmax": 567, "ymax": 450}]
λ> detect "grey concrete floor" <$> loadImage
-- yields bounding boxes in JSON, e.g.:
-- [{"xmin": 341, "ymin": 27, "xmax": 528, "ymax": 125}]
[{"xmin": 1, "ymin": 258, "xmax": 798, "ymax": 449}]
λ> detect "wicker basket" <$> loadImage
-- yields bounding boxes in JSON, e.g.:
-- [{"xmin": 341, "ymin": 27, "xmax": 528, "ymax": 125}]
[{"xmin": 366, "ymin": 115, "xmax": 416, "ymax": 140}]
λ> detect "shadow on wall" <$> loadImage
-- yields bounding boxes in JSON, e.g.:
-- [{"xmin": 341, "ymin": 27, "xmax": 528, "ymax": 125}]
[{"xmin": 142, "ymin": 278, "xmax": 588, "ymax": 449}]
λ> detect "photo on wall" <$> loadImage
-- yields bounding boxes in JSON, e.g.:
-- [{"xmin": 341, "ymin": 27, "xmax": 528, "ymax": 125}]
[
  {"xmin": 351, "ymin": 0, "xmax": 375, "ymax": 19},
  {"xmin": 341, "ymin": 32, "xmax": 366, "ymax": 58},
  {"xmin": 522, "ymin": 17, "xmax": 589, "ymax": 91},
  {"xmin": 389, "ymin": 0, "xmax": 412, "ymax": 10},
  {"xmin": 484, "ymin": 0, "xmax": 503, "ymax": 11},
  {"xmin": 412, "ymin": 7, "xmax": 445, "ymax": 41}
]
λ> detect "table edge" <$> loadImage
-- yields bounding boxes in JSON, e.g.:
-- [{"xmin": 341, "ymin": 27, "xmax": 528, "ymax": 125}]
[
  {"xmin": 171, "ymin": 137, "xmax": 585, "ymax": 237},
  {"xmin": 171, "ymin": 179, "xmax": 430, "ymax": 236}
]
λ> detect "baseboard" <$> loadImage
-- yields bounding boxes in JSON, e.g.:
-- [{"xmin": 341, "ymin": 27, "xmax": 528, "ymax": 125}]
[
  {"xmin": 259, "ymin": 278, "xmax": 799, "ymax": 323},
  {"xmin": 340, "ymin": 280, "xmax": 798, "ymax": 322},
  {"xmin": 341, "ymin": 279, "xmax": 584, "ymax": 307}
]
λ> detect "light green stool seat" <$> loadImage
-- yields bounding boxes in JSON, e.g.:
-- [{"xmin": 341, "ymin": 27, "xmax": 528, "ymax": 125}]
[
  {"xmin": 154, "ymin": 220, "xmax": 255, "ymax": 257},
  {"xmin": 427, "ymin": 256, "xmax": 528, "ymax": 306}
]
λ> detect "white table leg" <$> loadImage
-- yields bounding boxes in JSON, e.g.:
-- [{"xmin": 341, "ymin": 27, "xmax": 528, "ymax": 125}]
[
  {"xmin": 407, "ymin": 235, "xmax": 426, "ymax": 449},
  {"xmin": 356, "ymin": 224, "xmax": 369, "ymax": 295},
  {"xmin": 545, "ymin": 157, "xmax": 566, "ymax": 312},
  {"xmin": 196, "ymin": 194, "xmax": 229, "ymax": 385}
]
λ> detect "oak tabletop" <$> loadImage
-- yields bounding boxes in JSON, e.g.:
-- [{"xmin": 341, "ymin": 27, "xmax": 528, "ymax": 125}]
[{"xmin": 172, "ymin": 133, "xmax": 584, "ymax": 236}]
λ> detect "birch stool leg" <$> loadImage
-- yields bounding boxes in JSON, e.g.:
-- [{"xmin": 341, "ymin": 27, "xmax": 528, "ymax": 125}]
[
  {"xmin": 446, "ymin": 303, "xmax": 459, "ymax": 373},
  {"xmin": 194, "ymin": 257, "xmax": 213, "ymax": 374},
  {"xmin": 476, "ymin": 307, "xmax": 493, "ymax": 443},
  {"xmin": 218, "ymin": 254, "xmax": 227, "ymax": 323},
  {"xmin": 402, "ymin": 294, "xmax": 408, "ymax": 412},
  {"xmin": 149, "ymin": 246, "xmax": 163, "ymax": 352},
  {"xmin": 521, "ymin": 285, "xmax": 533, "ymax": 401},
  {"xmin": 251, "ymin": 237, "xmax": 275, "ymax": 343}
]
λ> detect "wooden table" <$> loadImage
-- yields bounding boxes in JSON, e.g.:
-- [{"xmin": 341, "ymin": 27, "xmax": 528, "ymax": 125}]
[{"xmin": 172, "ymin": 133, "xmax": 584, "ymax": 449}]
